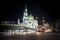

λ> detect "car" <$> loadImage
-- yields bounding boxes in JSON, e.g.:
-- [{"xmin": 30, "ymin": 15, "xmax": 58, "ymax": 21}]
[{"xmin": 36, "ymin": 27, "xmax": 45, "ymax": 32}]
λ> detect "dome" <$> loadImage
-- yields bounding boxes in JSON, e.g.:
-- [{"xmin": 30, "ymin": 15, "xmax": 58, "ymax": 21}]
[{"xmin": 28, "ymin": 14, "xmax": 34, "ymax": 19}]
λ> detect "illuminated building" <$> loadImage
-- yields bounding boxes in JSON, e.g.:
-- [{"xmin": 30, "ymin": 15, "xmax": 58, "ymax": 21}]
[{"xmin": 22, "ymin": 7, "xmax": 38, "ymax": 29}]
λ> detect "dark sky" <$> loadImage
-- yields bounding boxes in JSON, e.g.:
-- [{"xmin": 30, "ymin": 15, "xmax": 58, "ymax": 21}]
[{"xmin": 0, "ymin": 0, "xmax": 60, "ymax": 23}]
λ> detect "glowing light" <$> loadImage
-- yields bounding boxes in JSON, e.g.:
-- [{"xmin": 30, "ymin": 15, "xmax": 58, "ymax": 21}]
[
  {"xmin": 45, "ymin": 29, "xmax": 52, "ymax": 32},
  {"xmin": 42, "ymin": 17, "xmax": 44, "ymax": 19},
  {"xmin": 36, "ymin": 17, "xmax": 38, "ymax": 19},
  {"xmin": 22, "ymin": 32, "xmax": 27, "ymax": 35}
]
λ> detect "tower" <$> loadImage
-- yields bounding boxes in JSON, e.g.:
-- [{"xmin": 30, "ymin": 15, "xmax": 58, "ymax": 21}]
[
  {"xmin": 18, "ymin": 19, "xmax": 20, "ymax": 25},
  {"xmin": 23, "ymin": 6, "xmax": 28, "ymax": 27}
]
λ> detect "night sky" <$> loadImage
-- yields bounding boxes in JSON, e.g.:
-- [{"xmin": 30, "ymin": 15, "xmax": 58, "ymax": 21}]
[{"xmin": 0, "ymin": 0, "xmax": 60, "ymax": 23}]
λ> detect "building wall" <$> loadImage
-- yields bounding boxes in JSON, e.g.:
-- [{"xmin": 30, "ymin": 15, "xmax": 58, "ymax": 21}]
[{"xmin": 22, "ymin": 7, "xmax": 38, "ymax": 29}]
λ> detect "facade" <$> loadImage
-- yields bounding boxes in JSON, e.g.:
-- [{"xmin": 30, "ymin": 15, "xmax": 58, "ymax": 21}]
[{"xmin": 22, "ymin": 7, "xmax": 38, "ymax": 29}]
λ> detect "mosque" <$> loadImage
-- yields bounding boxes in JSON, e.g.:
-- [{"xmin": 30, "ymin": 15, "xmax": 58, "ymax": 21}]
[{"xmin": 20, "ymin": 7, "xmax": 38, "ymax": 29}]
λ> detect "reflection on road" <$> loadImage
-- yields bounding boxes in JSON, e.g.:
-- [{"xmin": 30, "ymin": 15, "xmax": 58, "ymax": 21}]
[{"xmin": 1, "ymin": 31, "xmax": 42, "ymax": 36}]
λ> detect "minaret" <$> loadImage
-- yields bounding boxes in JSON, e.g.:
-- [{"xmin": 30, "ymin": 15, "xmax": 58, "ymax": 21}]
[
  {"xmin": 23, "ymin": 6, "xmax": 28, "ymax": 27},
  {"xmin": 23, "ymin": 6, "xmax": 28, "ymax": 20},
  {"xmin": 18, "ymin": 19, "xmax": 20, "ymax": 25},
  {"xmin": 24, "ymin": 6, "xmax": 28, "ymax": 16}
]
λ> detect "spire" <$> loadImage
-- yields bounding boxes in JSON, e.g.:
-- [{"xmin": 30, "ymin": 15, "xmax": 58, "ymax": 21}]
[
  {"xmin": 25, "ymin": 5, "xmax": 27, "ymax": 13},
  {"xmin": 23, "ymin": 5, "xmax": 28, "ymax": 16}
]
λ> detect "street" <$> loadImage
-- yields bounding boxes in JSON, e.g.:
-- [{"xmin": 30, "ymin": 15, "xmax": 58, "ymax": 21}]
[{"xmin": 0, "ymin": 32, "xmax": 60, "ymax": 40}]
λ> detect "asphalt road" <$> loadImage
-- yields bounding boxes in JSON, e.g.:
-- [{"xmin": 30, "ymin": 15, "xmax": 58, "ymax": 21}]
[{"xmin": 0, "ymin": 32, "xmax": 60, "ymax": 40}]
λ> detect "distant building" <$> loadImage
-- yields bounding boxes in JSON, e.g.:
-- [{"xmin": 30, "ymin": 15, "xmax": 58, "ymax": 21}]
[{"xmin": 21, "ymin": 7, "xmax": 38, "ymax": 29}]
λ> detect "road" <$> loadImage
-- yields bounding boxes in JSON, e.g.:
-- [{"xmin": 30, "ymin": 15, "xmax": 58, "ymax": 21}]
[{"xmin": 0, "ymin": 32, "xmax": 60, "ymax": 40}]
